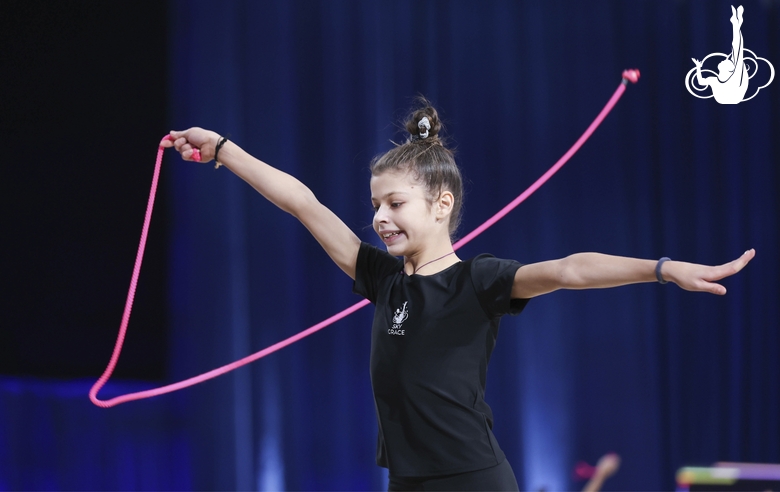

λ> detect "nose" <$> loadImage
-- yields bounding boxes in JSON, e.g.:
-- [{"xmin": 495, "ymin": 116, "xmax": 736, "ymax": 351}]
[{"xmin": 374, "ymin": 205, "xmax": 390, "ymax": 225}]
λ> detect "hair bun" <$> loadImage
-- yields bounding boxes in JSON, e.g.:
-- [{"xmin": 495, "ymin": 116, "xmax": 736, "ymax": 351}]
[{"xmin": 405, "ymin": 100, "xmax": 442, "ymax": 141}]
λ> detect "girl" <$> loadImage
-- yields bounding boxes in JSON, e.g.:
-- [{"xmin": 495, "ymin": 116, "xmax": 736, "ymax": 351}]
[{"xmin": 164, "ymin": 101, "xmax": 754, "ymax": 491}]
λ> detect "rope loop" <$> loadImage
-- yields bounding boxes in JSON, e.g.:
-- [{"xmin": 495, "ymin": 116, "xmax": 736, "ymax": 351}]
[{"xmin": 90, "ymin": 72, "xmax": 637, "ymax": 407}]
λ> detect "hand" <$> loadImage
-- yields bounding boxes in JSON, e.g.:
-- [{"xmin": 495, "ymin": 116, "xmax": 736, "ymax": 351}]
[
  {"xmin": 161, "ymin": 127, "xmax": 221, "ymax": 162},
  {"xmin": 594, "ymin": 453, "xmax": 621, "ymax": 478},
  {"xmin": 664, "ymin": 249, "xmax": 755, "ymax": 295}
]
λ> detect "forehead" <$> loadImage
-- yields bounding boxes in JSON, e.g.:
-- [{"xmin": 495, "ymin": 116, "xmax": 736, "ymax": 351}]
[{"xmin": 369, "ymin": 170, "xmax": 424, "ymax": 199}]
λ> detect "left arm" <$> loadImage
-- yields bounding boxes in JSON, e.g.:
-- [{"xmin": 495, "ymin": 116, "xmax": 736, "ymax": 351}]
[{"xmin": 512, "ymin": 249, "xmax": 755, "ymax": 299}]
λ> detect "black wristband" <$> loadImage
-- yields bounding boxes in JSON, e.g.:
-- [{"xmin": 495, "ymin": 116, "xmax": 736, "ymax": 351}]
[
  {"xmin": 655, "ymin": 257, "xmax": 670, "ymax": 284},
  {"xmin": 214, "ymin": 134, "xmax": 230, "ymax": 169}
]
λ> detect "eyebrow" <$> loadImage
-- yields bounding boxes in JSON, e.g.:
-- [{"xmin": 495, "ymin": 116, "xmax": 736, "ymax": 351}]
[{"xmin": 370, "ymin": 191, "xmax": 409, "ymax": 202}]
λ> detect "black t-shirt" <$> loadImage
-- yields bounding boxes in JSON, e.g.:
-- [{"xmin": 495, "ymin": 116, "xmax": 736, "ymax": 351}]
[{"xmin": 353, "ymin": 242, "xmax": 529, "ymax": 477}]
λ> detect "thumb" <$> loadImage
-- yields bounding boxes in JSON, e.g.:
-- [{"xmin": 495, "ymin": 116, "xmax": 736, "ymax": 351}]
[
  {"xmin": 705, "ymin": 281, "xmax": 727, "ymax": 296},
  {"xmin": 160, "ymin": 130, "xmax": 187, "ymax": 148},
  {"xmin": 686, "ymin": 276, "xmax": 727, "ymax": 295}
]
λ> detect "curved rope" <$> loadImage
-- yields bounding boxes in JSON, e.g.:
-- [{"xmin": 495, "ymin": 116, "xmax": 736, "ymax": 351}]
[{"xmin": 90, "ymin": 71, "xmax": 639, "ymax": 407}]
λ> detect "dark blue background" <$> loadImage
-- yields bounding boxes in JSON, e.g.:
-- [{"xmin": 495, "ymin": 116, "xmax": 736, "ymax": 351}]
[{"xmin": 2, "ymin": 1, "xmax": 778, "ymax": 490}]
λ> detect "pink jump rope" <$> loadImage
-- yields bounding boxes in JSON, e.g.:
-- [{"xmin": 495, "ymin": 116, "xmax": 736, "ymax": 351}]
[{"xmin": 90, "ymin": 70, "xmax": 640, "ymax": 408}]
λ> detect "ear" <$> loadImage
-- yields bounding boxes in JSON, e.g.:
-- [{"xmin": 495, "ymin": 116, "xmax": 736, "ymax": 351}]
[{"xmin": 434, "ymin": 190, "xmax": 454, "ymax": 221}]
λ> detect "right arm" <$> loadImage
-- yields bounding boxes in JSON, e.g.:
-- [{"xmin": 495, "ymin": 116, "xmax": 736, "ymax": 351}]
[{"xmin": 164, "ymin": 128, "xmax": 361, "ymax": 279}]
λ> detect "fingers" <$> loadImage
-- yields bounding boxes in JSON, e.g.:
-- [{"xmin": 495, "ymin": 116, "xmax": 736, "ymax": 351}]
[
  {"xmin": 735, "ymin": 248, "xmax": 755, "ymax": 269},
  {"xmin": 159, "ymin": 131, "xmax": 185, "ymax": 148},
  {"xmin": 670, "ymin": 249, "xmax": 753, "ymax": 295},
  {"xmin": 163, "ymin": 127, "xmax": 219, "ymax": 163},
  {"xmin": 700, "ymin": 249, "xmax": 754, "ymax": 283},
  {"xmin": 707, "ymin": 249, "xmax": 755, "ymax": 293},
  {"xmin": 163, "ymin": 130, "xmax": 185, "ymax": 145},
  {"xmin": 162, "ymin": 129, "xmax": 201, "ymax": 161},
  {"xmin": 681, "ymin": 270, "xmax": 727, "ymax": 295},
  {"xmin": 717, "ymin": 248, "xmax": 755, "ymax": 278},
  {"xmin": 179, "ymin": 142, "xmax": 197, "ymax": 161}
]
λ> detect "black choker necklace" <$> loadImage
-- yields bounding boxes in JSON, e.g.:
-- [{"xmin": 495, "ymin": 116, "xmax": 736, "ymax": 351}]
[{"xmin": 410, "ymin": 251, "xmax": 456, "ymax": 274}]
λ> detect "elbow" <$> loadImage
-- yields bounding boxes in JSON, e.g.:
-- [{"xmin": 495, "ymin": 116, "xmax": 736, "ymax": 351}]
[
  {"xmin": 558, "ymin": 255, "xmax": 587, "ymax": 289},
  {"xmin": 288, "ymin": 186, "xmax": 319, "ymax": 218}
]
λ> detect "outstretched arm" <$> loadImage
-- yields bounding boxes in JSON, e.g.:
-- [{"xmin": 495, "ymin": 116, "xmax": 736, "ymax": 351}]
[
  {"xmin": 512, "ymin": 249, "xmax": 755, "ymax": 299},
  {"xmin": 163, "ymin": 128, "xmax": 361, "ymax": 279}
]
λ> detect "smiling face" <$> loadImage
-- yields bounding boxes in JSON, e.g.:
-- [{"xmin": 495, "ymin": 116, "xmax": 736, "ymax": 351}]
[{"xmin": 370, "ymin": 170, "xmax": 450, "ymax": 259}]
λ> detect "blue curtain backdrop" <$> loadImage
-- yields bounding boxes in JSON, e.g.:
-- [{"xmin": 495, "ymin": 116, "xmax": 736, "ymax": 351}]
[
  {"xmin": 2, "ymin": 0, "xmax": 778, "ymax": 491},
  {"xmin": 165, "ymin": 0, "xmax": 779, "ymax": 490}
]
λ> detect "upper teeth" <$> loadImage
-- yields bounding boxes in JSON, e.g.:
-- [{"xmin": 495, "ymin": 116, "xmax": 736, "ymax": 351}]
[{"xmin": 383, "ymin": 232, "xmax": 400, "ymax": 238}]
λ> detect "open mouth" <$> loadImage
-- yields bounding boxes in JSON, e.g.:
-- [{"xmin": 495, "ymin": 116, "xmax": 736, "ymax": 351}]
[{"xmin": 382, "ymin": 231, "xmax": 401, "ymax": 239}]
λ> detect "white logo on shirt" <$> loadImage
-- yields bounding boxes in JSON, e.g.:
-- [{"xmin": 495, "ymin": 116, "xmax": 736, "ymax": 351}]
[{"xmin": 389, "ymin": 301, "xmax": 408, "ymax": 336}]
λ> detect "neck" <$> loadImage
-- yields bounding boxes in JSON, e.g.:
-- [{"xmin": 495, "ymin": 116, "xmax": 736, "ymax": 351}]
[{"xmin": 404, "ymin": 244, "xmax": 459, "ymax": 276}]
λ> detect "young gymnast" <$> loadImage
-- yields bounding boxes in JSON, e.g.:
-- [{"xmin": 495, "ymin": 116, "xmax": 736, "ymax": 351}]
[{"xmin": 164, "ymin": 100, "xmax": 754, "ymax": 491}]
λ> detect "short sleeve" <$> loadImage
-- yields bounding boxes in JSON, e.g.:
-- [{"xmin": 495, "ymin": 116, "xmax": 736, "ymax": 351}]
[
  {"xmin": 470, "ymin": 254, "xmax": 529, "ymax": 317},
  {"xmin": 352, "ymin": 242, "xmax": 403, "ymax": 304}
]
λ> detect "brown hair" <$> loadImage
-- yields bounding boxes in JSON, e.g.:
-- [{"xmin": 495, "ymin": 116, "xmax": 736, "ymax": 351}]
[{"xmin": 370, "ymin": 98, "xmax": 464, "ymax": 237}]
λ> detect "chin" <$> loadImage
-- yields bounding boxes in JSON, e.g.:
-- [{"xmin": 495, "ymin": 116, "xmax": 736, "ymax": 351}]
[
  {"xmin": 384, "ymin": 245, "xmax": 405, "ymax": 257},
  {"xmin": 383, "ymin": 240, "xmax": 411, "ymax": 258}
]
